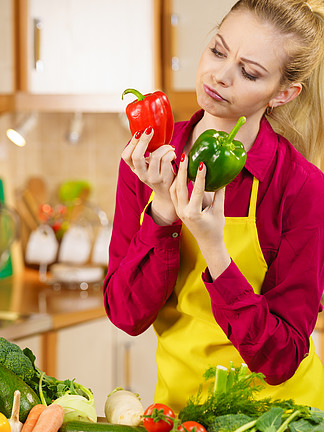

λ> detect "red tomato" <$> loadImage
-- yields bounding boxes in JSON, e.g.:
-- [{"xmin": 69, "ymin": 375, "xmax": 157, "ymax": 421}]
[
  {"xmin": 177, "ymin": 421, "xmax": 207, "ymax": 432},
  {"xmin": 143, "ymin": 403, "xmax": 176, "ymax": 432}
]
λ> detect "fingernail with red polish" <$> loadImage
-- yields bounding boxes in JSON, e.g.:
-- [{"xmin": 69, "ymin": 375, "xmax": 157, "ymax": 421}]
[
  {"xmin": 180, "ymin": 152, "xmax": 186, "ymax": 162},
  {"xmin": 135, "ymin": 130, "xmax": 142, "ymax": 139},
  {"xmin": 199, "ymin": 161, "xmax": 204, "ymax": 171},
  {"xmin": 145, "ymin": 126, "xmax": 153, "ymax": 135}
]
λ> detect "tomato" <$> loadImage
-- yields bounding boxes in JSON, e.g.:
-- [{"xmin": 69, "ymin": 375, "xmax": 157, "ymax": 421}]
[
  {"xmin": 0, "ymin": 413, "xmax": 10, "ymax": 432},
  {"xmin": 177, "ymin": 421, "xmax": 207, "ymax": 432},
  {"xmin": 143, "ymin": 403, "xmax": 176, "ymax": 432}
]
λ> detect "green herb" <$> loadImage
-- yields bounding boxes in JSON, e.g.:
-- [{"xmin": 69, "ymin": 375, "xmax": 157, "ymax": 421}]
[
  {"xmin": 210, "ymin": 414, "xmax": 254, "ymax": 432},
  {"xmin": 23, "ymin": 346, "xmax": 93, "ymax": 406},
  {"xmin": 178, "ymin": 364, "xmax": 318, "ymax": 432}
]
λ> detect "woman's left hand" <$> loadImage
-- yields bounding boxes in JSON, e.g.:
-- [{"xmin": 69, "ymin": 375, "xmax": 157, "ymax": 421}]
[{"xmin": 170, "ymin": 154, "xmax": 231, "ymax": 279}]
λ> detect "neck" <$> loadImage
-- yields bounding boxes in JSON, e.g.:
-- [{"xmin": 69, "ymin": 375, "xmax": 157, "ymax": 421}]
[{"xmin": 190, "ymin": 111, "xmax": 263, "ymax": 152}]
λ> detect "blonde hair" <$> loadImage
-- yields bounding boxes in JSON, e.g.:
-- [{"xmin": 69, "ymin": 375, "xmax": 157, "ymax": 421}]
[{"xmin": 229, "ymin": 0, "xmax": 324, "ymax": 168}]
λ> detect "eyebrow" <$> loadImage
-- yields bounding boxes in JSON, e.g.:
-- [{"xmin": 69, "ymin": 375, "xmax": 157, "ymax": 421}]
[{"xmin": 215, "ymin": 34, "xmax": 269, "ymax": 73}]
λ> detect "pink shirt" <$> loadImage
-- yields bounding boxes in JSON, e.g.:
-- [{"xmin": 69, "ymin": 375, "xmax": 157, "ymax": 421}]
[{"xmin": 103, "ymin": 110, "xmax": 324, "ymax": 385}]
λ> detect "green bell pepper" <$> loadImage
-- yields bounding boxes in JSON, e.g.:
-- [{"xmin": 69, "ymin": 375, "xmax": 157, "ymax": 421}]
[{"xmin": 187, "ymin": 116, "xmax": 247, "ymax": 191}]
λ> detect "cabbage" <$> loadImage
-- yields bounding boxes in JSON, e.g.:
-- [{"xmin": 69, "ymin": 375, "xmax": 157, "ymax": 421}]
[{"xmin": 53, "ymin": 385, "xmax": 97, "ymax": 423}]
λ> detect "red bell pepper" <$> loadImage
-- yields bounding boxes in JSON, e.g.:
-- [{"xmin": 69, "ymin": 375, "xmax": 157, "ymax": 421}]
[{"xmin": 122, "ymin": 88, "xmax": 174, "ymax": 152}]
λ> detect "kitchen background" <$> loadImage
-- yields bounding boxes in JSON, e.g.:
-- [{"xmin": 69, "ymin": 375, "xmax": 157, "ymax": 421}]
[
  {"xmin": 0, "ymin": 0, "xmax": 323, "ymax": 419},
  {"xmin": 0, "ymin": 111, "xmax": 129, "ymax": 222}
]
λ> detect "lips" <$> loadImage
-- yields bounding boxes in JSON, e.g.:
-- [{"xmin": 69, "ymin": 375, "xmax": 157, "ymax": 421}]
[{"xmin": 203, "ymin": 84, "xmax": 228, "ymax": 102}]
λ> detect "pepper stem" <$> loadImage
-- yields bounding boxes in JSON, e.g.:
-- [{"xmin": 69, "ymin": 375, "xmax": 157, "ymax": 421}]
[
  {"xmin": 227, "ymin": 116, "xmax": 246, "ymax": 143},
  {"xmin": 121, "ymin": 88, "xmax": 145, "ymax": 101}
]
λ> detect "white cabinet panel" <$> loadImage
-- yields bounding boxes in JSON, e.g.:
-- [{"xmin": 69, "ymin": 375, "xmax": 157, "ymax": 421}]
[
  {"xmin": 0, "ymin": 0, "xmax": 14, "ymax": 93},
  {"xmin": 56, "ymin": 318, "xmax": 115, "ymax": 417},
  {"xmin": 115, "ymin": 325, "xmax": 157, "ymax": 410},
  {"xmin": 170, "ymin": 0, "xmax": 236, "ymax": 91},
  {"xmin": 26, "ymin": 0, "xmax": 155, "ymax": 108}
]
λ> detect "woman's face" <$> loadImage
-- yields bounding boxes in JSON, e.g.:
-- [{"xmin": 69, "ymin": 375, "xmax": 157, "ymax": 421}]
[{"xmin": 196, "ymin": 10, "xmax": 288, "ymax": 122}]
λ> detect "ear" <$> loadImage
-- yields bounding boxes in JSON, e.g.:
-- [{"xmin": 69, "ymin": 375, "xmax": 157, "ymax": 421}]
[{"xmin": 269, "ymin": 83, "xmax": 302, "ymax": 108}]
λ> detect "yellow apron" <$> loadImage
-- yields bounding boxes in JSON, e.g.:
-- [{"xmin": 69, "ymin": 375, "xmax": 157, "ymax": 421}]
[{"xmin": 142, "ymin": 177, "xmax": 324, "ymax": 412}]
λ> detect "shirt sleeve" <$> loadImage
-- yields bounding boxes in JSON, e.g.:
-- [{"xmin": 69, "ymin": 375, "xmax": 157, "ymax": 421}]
[
  {"xmin": 203, "ymin": 171, "xmax": 324, "ymax": 385},
  {"xmin": 103, "ymin": 159, "xmax": 182, "ymax": 336}
]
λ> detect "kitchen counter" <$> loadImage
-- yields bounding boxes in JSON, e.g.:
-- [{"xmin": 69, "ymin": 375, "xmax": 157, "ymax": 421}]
[
  {"xmin": 0, "ymin": 267, "xmax": 123, "ymax": 414},
  {"xmin": 0, "ymin": 267, "xmax": 106, "ymax": 340},
  {"xmin": 1, "ymin": 267, "xmax": 324, "ymax": 361}
]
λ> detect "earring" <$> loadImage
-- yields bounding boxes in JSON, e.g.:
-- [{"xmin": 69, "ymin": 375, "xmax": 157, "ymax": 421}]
[{"xmin": 266, "ymin": 105, "xmax": 274, "ymax": 116}]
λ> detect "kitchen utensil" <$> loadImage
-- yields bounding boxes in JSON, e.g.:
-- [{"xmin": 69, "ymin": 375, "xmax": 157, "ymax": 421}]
[
  {"xmin": 26, "ymin": 176, "xmax": 48, "ymax": 206},
  {"xmin": 50, "ymin": 263, "xmax": 104, "ymax": 284},
  {"xmin": 91, "ymin": 225, "xmax": 112, "ymax": 266},
  {"xmin": 58, "ymin": 224, "xmax": 92, "ymax": 265},
  {"xmin": 58, "ymin": 180, "xmax": 91, "ymax": 203},
  {"xmin": 25, "ymin": 224, "xmax": 59, "ymax": 265}
]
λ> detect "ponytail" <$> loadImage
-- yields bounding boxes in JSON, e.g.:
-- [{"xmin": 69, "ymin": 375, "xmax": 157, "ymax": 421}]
[{"xmin": 230, "ymin": 0, "xmax": 324, "ymax": 168}]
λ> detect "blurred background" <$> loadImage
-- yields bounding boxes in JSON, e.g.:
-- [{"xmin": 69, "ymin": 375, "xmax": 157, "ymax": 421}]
[
  {"xmin": 0, "ymin": 0, "xmax": 236, "ymax": 275},
  {"xmin": 2, "ymin": 0, "xmax": 323, "ymax": 418}
]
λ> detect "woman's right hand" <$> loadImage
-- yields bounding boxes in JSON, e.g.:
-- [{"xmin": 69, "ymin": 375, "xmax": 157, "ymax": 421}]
[{"xmin": 121, "ymin": 127, "xmax": 178, "ymax": 225}]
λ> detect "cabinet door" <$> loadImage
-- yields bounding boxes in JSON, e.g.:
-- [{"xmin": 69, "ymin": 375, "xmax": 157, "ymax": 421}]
[
  {"xmin": 115, "ymin": 326, "xmax": 157, "ymax": 410},
  {"xmin": 56, "ymin": 318, "xmax": 115, "ymax": 417},
  {"xmin": 25, "ymin": 0, "xmax": 155, "ymax": 106},
  {"xmin": 163, "ymin": 0, "xmax": 236, "ymax": 119},
  {"xmin": 0, "ymin": 0, "xmax": 14, "ymax": 94},
  {"xmin": 0, "ymin": 0, "xmax": 15, "ymax": 112}
]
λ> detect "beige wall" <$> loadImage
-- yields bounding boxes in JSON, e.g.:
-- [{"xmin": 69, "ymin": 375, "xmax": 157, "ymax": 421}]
[{"xmin": 0, "ymin": 112, "xmax": 131, "ymax": 222}]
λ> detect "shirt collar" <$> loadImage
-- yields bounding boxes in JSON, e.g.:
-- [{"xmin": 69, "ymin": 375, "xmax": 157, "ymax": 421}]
[
  {"xmin": 178, "ymin": 111, "xmax": 278, "ymax": 182},
  {"xmin": 245, "ymin": 116, "xmax": 278, "ymax": 182},
  {"xmin": 174, "ymin": 111, "xmax": 278, "ymax": 182}
]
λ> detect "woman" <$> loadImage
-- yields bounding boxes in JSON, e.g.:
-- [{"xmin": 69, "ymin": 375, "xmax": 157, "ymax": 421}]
[{"xmin": 103, "ymin": 0, "xmax": 324, "ymax": 411}]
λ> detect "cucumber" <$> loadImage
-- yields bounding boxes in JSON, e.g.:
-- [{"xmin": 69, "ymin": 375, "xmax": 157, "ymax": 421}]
[
  {"xmin": 0, "ymin": 363, "xmax": 41, "ymax": 422},
  {"xmin": 60, "ymin": 421, "xmax": 147, "ymax": 432}
]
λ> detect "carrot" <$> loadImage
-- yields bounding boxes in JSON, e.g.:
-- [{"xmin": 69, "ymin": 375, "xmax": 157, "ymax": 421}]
[
  {"xmin": 21, "ymin": 405, "xmax": 46, "ymax": 432},
  {"xmin": 32, "ymin": 404, "xmax": 65, "ymax": 432}
]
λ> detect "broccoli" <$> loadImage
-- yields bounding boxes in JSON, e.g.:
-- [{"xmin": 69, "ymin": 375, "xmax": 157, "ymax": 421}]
[
  {"xmin": 0, "ymin": 337, "xmax": 35, "ymax": 381},
  {"xmin": 0, "ymin": 337, "xmax": 94, "ymax": 408},
  {"xmin": 208, "ymin": 414, "xmax": 254, "ymax": 432}
]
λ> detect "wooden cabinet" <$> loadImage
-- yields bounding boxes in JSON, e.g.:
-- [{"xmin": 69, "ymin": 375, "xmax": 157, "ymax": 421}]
[
  {"xmin": 162, "ymin": 0, "xmax": 236, "ymax": 120},
  {"xmin": 0, "ymin": 0, "xmax": 15, "ymax": 112},
  {"xmin": 16, "ymin": 0, "xmax": 161, "ymax": 112}
]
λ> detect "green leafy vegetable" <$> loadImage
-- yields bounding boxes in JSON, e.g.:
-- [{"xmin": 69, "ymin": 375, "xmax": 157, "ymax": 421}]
[
  {"xmin": 0, "ymin": 337, "xmax": 35, "ymax": 382},
  {"xmin": 209, "ymin": 414, "xmax": 253, "ymax": 432},
  {"xmin": 255, "ymin": 408, "xmax": 283, "ymax": 432},
  {"xmin": 0, "ymin": 337, "xmax": 96, "ymax": 423},
  {"xmin": 23, "ymin": 347, "xmax": 94, "ymax": 410},
  {"xmin": 179, "ymin": 363, "xmax": 321, "ymax": 432},
  {"xmin": 53, "ymin": 393, "xmax": 97, "ymax": 423}
]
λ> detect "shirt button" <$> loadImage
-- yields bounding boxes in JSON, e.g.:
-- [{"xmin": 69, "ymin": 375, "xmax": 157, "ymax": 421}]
[{"xmin": 171, "ymin": 232, "xmax": 179, "ymax": 238}]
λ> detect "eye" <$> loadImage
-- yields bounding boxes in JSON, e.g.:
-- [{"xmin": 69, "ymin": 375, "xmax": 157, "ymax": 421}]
[
  {"xmin": 241, "ymin": 67, "xmax": 258, "ymax": 81},
  {"xmin": 210, "ymin": 47, "xmax": 226, "ymax": 58}
]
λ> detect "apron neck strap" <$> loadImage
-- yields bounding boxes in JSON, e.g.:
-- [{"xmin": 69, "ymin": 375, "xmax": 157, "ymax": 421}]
[{"xmin": 248, "ymin": 177, "xmax": 259, "ymax": 218}]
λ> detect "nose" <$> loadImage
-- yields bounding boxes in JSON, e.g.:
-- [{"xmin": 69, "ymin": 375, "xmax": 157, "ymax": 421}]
[{"xmin": 212, "ymin": 60, "xmax": 234, "ymax": 87}]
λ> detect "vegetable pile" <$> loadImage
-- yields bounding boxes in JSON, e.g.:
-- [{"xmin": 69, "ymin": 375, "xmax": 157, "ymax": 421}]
[
  {"xmin": 178, "ymin": 363, "xmax": 324, "ymax": 432},
  {"xmin": 2, "ymin": 335, "xmax": 324, "ymax": 432},
  {"xmin": 0, "ymin": 337, "xmax": 96, "ymax": 427}
]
